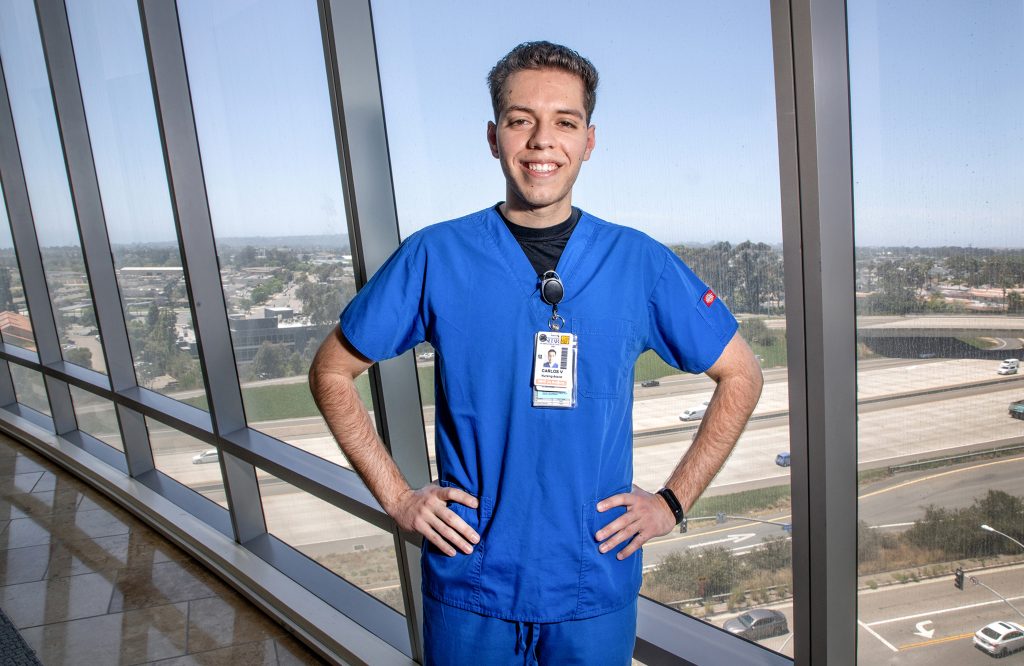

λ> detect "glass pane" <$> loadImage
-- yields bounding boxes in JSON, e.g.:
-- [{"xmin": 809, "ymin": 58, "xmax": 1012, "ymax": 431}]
[
  {"xmin": 145, "ymin": 416, "xmax": 226, "ymax": 508},
  {"xmin": 65, "ymin": 0, "xmax": 204, "ymax": 405},
  {"xmin": 373, "ymin": 2, "xmax": 790, "ymax": 654},
  {"xmin": 259, "ymin": 471, "xmax": 404, "ymax": 614},
  {"xmin": 176, "ymin": 0, "xmax": 367, "ymax": 464},
  {"xmin": 8, "ymin": 364, "xmax": 50, "ymax": 416},
  {"xmin": 0, "ymin": 0, "xmax": 104, "ymax": 373},
  {"xmin": 850, "ymin": 3, "xmax": 1024, "ymax": 663},
  {"xmin": 69, "ymin": 386, "xmax": 122, "ymax": 451},
  {"xmin": 0, "ymin": 185, "xmax": 34, "ymax": 350}
]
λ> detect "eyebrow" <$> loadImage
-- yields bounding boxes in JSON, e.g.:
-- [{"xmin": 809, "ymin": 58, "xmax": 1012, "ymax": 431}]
[{"xmin": 505, "ymin": 104, "xmax": 585, "ymax": 120}]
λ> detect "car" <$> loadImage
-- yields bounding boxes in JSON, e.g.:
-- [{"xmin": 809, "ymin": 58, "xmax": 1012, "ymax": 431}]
[
  {"xmin": 723, "ymin": 609, "xmax": 789, "ymax": 641},
  {"xmin": 417, "ymin": 351, "xmax": 435, "ymax": 360},
  {"xmin": 678, "ymin": 400, "xmax": 710, "ymax": 421},
  {"xmin": 974, "ymin": 620, "xmax": 1024, "ymax": 657},
  {"xmin": 775, "ymin": 452, "xmax": 791, "ymax": 467},
  {"xmin": 997, "ymin": 359, "xmax": 1019, "ymax": 375},
  {"xmin": 640, "ymin": 379, "xmax": 660, "ymax": 388},
  {"xmin": 191, "ymin": 449, "xmax": 219, "ymax": 465}
]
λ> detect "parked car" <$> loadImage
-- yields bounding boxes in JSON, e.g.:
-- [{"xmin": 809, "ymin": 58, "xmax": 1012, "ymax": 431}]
[
  {"xmin": 723, "ymin": 609, "xmax": 789, "ymax": 641},
  {"xmin": 191, "ymin": 449, "xmax": 219, "ymax": 465},
  {"xmin": 679, "ymin": 401, "xmax": 710, "ymax": 421},
  {"xmin": 640, "ymin": 379, "xmax": 660, "ymax": 388},
  {"xmin": 997, "ymin": 359, "xmax": 1019, "ymax": 375},
  {"xmin": 775, "ymin": 452, "xmax": 791, "ymax": 467},
  {"xmin": 974, "ymin": 620, "xmax": 1024, "ymax": 657},
  {"xmin": 417, "ymin": 351, "xmax": 435, "ymax": 360}
]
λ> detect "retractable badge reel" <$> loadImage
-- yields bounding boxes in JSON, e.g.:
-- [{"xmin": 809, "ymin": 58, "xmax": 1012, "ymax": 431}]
[
  {"xmin": 541, "ymin": 270, "xmax": 565, "ymax": 331},
  {"xmin": 532, "ymin": 270, "xmax": 577, "ymax": 408}
]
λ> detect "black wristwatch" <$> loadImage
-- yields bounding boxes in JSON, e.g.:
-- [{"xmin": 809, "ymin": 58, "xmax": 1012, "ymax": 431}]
[{"xmin": 657, "ymin": 488, "xmax": 687, "ymax": 533}]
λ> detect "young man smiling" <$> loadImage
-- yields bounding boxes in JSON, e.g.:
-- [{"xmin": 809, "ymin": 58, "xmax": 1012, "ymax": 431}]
[{"xmin": 310, "ymin": 41, "xmax": 763, "ymax": 664}]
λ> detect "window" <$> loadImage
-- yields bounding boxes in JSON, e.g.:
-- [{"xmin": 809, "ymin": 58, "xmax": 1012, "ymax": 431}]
[
  {"xmin": 0, "ymin": 0, "xmax": 104, "ymax": 373},
  {"xmin": 849, "ymin": 3, "xmax": 1024, "ymax": 662},
  {"xmin": 259, "ymin": 472, "xmax": 404, "ymax": 614},
  {"xmin": 65, "ymin": 0, "xmax": 204, "ymax": 405},
  {"xmin": 69, "ymin": 386, "xmax": 122, "ymax": 451},
  {"xmin": 0, "ymin": 185, "xmax": 34, "ymax": 350},
  {"xmin": 176, "ymin": 0, "xmax": 367, "ymax": 463},
  {"xmin": 145, "ymin": 416, "xmax": 226, "ymax": 508}
]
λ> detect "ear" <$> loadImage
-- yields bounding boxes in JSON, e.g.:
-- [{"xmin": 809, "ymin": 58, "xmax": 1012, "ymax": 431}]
[
  {"xmin": 582, "ymin": 124, "xmax": 596, "ymax": 161},
  {"xmin": 487, "ymin": 121, "xmax": 499, "ymax": 158}
]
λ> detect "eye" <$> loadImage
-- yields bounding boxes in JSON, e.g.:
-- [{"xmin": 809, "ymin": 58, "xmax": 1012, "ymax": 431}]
[
  {"xmin": 558, "ymin": 119, "xmax": 578, "ymax": 129},
  {"xmin": 508, "ymin": 118, "xmax": 530, "ymax": 127}
]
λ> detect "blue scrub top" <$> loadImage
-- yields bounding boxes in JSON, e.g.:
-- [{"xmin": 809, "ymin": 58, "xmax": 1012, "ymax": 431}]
[{"xmin": 340, "ymin": 207, "xmax": 737, "ymax": 622}]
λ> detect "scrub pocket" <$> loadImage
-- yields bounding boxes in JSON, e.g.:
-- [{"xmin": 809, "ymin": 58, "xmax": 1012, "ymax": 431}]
[
  {"xmin": 577, "ymin": 487, "xmax": 643, "ymax": 615},
  {"xmin": 572, "ymin": 317, "xmax": 637, "ymax": 399},
  {"xmin": 423, "ymin": 481, "xmax": 493, "ymax": 608}
]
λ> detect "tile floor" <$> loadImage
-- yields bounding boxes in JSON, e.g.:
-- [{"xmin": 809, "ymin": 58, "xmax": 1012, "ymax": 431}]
[{"xmin": 0, "ymin": 433, "xmax": 327, "ymax": 665}]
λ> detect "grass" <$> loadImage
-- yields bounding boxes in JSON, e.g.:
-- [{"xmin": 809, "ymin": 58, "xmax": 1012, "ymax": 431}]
[
  {"xmin": 182, "ymin": 375, "xmax": 372, "ymax": 422},
  {"xmin": 689, "ymin": 484, "xmax": 791, "ymax": 521}
]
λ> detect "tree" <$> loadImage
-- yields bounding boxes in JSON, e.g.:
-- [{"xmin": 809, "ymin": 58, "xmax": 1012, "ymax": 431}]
[
  {"xmin": 1009, "ymin": 291, "xmax": 1024, "ymax": 314},
  {"xmin": 66, "ymin": 347, "xmax": 93, "ymax": 368},
  {"xmin": 0, "ymin": 267, "xmax": 15, "ymax": 312},
  {"xmin": 251, "ymin": 342, "xmax": 292, "ymax": 379}
]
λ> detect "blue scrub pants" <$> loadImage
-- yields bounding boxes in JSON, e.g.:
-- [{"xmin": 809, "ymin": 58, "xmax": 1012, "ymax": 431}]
[{"xmin": 423, "ymin": 595, "xmax": 637, "ymax": 665}]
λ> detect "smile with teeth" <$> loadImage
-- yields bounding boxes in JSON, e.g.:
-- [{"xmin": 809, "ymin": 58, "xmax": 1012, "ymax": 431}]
[{"xmin": 527, "ymin": 162, "xmax": 558, "ymax": 173}]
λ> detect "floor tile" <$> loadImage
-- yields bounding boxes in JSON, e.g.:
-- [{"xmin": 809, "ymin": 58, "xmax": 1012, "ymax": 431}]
[
  {"xmin": 0, "ymin": 454, "xmax": 51, "ymax": 478},
  {"xmin": 0, "ymin": 571, "xmax": 114, "ymax": 628},
  {"xmin": 19, "ymin": 601, "xmax": 189, "ymax": 665},
  {"xmin": 109, "ymin": 559, "xmax": 228, "ymax": 613},
  {"xmin": 0, "ymin": 472, "xmax": 44, "ymax": 495},
  {"xmin": 0, "ymin": 516, "xmax": 55, "ymax": 549},
  {"xmin": 148, "ymin": 638, "xmax": 279, "ymax": 666},
  {"xmin": 185, "ymin": 595, "xmax": 287, "ymax": 654},
  {"xmin": 0, "ymin": 543, "xmax": 51, "ymax": 585}
]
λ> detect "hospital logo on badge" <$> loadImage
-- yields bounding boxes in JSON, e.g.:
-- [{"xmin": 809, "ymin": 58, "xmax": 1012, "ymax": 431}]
[{"xmin": 702, "ymin": 289, "xmax": 717, "ymax": 306}]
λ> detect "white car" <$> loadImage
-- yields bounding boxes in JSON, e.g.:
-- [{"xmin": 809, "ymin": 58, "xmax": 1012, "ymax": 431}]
[
  {"xmin": 997, "ymin": 359, "xmax": 1019, "ymax": 375},
  {"xmin": 417, "ymin": 351, "xmax": 435, "ymax": 360},
  {"xmin": 974, "ymin": 620, "xmax": 1024, "ymax": 657},
  {"xmin": 679, "ymin": 401, "xmax": 710, "ymax": 421},
  {"xmin": 191, "ymin": 449, "xmax": 219, "ymax": 465}
]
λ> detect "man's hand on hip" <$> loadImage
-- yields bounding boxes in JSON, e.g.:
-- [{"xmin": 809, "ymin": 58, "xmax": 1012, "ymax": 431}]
[
  {"xmin": 392, "ymin": 483, "xmax": 481, "ymax": 557},
  {"xmin": 595, "ymin": 485, "xmax": 676, "ymax": 560}
]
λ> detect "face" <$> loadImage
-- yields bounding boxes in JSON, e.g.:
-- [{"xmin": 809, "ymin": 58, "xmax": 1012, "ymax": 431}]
[{"xmin": 488, "ymin": 68, "xmax": 595, "ymax": 219}]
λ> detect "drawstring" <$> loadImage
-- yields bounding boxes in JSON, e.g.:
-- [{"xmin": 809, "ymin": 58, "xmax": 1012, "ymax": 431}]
[{"xmin": 514, "ymin": 621, "xmax": 540, "ymax": 664}]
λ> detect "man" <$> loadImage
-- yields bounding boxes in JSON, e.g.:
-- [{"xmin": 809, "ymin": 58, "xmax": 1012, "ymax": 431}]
[
  {"xmin": 543, "ymin": 349, "xmax": 559, "ymax": 369},
  {"xmin": 309, "ymin": 41, "xmax": 763, "ymax": 664}
]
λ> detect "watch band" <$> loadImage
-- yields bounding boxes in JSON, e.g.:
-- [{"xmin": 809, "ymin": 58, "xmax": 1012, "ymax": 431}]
[{"xmin": 657, "ymin": 488, "xmax": 686, "ymax": 532}]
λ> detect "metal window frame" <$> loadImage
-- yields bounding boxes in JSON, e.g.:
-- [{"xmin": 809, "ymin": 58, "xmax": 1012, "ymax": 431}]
[
  {"xmin": 776, "ymin": 0, "xmax": 858, "ymax": 664},
  {"xmin": 33, "ymin": 0, "xmax": 150, "ymax": 476},
  {"xmin": 136, "ymin": 0, "xmax": 266, "ymax": 545}
]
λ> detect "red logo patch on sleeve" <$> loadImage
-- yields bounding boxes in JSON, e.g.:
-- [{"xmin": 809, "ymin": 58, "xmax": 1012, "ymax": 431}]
[{"xmin": 702, "ymin": 289, "xmax": 717, "ymax": 306}]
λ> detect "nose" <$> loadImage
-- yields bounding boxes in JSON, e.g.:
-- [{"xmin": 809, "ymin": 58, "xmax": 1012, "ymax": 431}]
[{"xmin": 528, "ymin": 122, "xmax": 555, "ymax": 150}]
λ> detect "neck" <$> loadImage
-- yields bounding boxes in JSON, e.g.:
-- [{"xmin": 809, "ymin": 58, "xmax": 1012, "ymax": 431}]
[{"xmin": 500, "ymin": 197, "xmax": 573, "ymax": 229}]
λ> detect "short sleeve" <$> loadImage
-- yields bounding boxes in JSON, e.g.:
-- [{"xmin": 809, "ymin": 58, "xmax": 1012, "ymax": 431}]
[
  {"xmin": 646, "ymin": 249, "xmax": 739, "ymax": 374},
  {"xmin": 339, "ymin": 235, "xmax": 427, "ymax": 362}
]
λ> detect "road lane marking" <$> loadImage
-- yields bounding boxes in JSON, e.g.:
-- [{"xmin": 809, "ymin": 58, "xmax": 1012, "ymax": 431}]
[
  {"xmin": 859, "ymin": 455, "xmax": 1024, "ymax": 500},
  {"xmin": 651, "ymin": 516, "xmax": 792, "ymax": 546},
  {"xmin": 858, "ymin": 620, "xmax": 898, "ymax": 652},
  {"xmin": 865, "ymin": 594, "xmax": 1024, "ymax": 627},
  {"xmin": 899, "ymin": 632, "xmax": 974, "ymax": 650}
]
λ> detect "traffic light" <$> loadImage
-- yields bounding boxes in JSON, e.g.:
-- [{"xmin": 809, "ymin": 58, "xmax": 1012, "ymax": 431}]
[{"xmin": 954, "ymin": 567, "xmax": 964, "ymax": 590}]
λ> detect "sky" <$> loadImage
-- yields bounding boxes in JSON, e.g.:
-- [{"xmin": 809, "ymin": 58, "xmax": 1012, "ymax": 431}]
[{"xmin": 0, "ymin": 0, "xmax": 1021, "ymax": 249}]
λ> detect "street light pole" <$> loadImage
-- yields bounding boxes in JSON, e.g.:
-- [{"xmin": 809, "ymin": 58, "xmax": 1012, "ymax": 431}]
[
  {"xmin": 981, "ymin": 524, "xmax": 1024, "ymax": 552},
  {"xmin": 969, "ymin": 576, "xmax": 1024, "ymax": 621}
]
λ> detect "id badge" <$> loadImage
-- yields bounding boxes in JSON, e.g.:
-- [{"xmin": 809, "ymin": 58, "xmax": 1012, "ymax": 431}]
[{"xmin": 532, "ymin": 331, "xmax": 578, "ymax": 408}]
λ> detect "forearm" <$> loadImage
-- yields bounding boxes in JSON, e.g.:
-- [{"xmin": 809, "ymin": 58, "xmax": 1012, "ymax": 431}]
[
  {"xmin": 663, "ymin": 364, "xmax": 762, "ymax": 512},
  {"xmin": 310, "ymin": 368, "xmax": 410, "ymax": 516}
]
